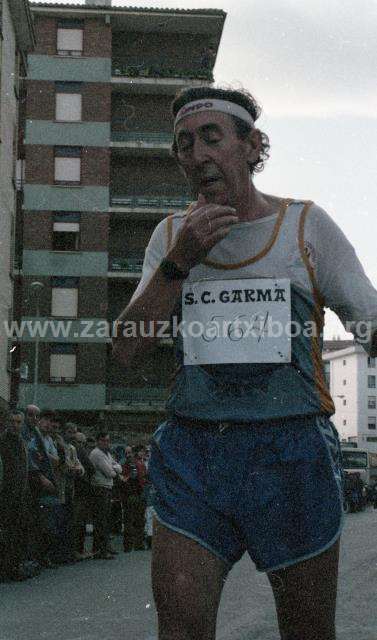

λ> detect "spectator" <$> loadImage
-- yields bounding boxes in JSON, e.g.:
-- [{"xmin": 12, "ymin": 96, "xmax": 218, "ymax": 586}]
[
  {"xmin": 89, "ymin": 432, "xmax": 123, "ymax": 559},
  {"xmin": 0, "ymin": 411, "xmax": 38, "ymax": 581},
  {"xmin": 73, "ymin": 431, "xmax": 95, "ymax": 560},
  {"xmin": 57, "ymin": 422, "xmax": 84, "ymax": 564},
  {"xmin": 121, "ymin": 445, "xmax": 147, "ymax": 552},
  {"xmin": 27, "ymin": 405, "xmax": 59, "ymax": 567}
]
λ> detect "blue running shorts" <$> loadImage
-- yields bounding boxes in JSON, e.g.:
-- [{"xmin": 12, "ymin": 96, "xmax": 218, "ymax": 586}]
[{"xmin": 148, "ymin": 415, "xmax": 344, "ymax": 572}]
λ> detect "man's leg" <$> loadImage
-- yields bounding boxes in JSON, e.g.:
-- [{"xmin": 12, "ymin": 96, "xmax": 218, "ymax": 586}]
[
  {"xmin": 267, "ymin": 540, "xmax": 340, "ymax": 640},
  {"xmin": 152, "ymin": 520, "xmax": 228, "ymax": 640},
  {"xmin": 133, "ymin": 496, "xmax": 146, "ymax": 550},
  {"xmin": 122, "ymin": 497, "xmax": 134, "ymax": 551}
]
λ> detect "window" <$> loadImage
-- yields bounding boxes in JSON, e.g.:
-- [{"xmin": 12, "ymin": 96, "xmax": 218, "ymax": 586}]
[
  {"xmin": 368, "ymin": 396, "xmax": 376, "ymax": 409},
  {"xmin": 343, "ymin": 379, "xmax": 347, "ymax": 386},
  {"xmin": 368, "ymin": 417, "xmax": 377, "ymax": 430},
  {"xmin": 51, "ymin": 277, "xmax": 79, "ymax": 317},
  {"xmin": 50, "ymin": 344, "xmax": 76, "ymax": 383},
  {"xmin": 53, "ymin": 214, "xmax": 80, "ymax": 251},
  {"xmin": 368, "ymin": 375, "xmax": 376, "ymax": 389},
  {"xmin": 51, "ymin": 289, "xmax": 78, "ymax": 318},
  {"xmin": 368, "ymin": 357, "xmax": 376, "ymax": 368},
  {"xmin": 343, "ymin": 399, "xmax": 347, "ymax": 406},
  {"xmin": 57, "ymin": 24, "xmax": 83, "ymax": 56},
  {"xmin": 54, "ymin": 147, "xmax": 81, "ymax": 184},
  {"xmin": 343, "ymin": 419, "xmax": 347, "ymax": 426},
  {"xmin": 343, "ymin": 359, "xmax": 346, "ymax": 366},
  {"xmin": 56, "ymin": 93, "xmax": 82, "ymax": 122}
]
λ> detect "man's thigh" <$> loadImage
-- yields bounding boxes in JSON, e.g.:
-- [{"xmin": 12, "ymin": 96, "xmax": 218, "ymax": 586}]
[{"xmin": 267, "ymin": 539, "xmax": 340, "ymax": 640}]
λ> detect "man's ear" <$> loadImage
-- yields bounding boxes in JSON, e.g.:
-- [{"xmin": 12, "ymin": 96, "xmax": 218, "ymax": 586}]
[{"xmin": 244, "ymin": 128, "xmax": 262, "ymax": 164}]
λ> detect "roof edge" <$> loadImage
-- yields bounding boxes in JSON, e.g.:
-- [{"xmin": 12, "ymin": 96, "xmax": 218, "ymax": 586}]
[{"xmin": 29, "ymin": 3, "xmax": 226, "ymax": 17}]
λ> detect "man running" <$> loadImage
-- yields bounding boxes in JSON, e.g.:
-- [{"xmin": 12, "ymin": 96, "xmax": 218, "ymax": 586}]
[{"xmin": 113, "ymin": 86, "xmax": 377, "ymax": 640}]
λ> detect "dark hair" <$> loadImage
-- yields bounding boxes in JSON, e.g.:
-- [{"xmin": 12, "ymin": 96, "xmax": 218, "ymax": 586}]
[
  {"xmin": 96, "ymin": 431, "xmax": 109, "ymax": 441},
  {"xmin": 39, "ymin": 409, "xmax": 57, "ymax": 420},
  {"xmin": 133, "ymin": 444, "xmax": 145, "ymax": 455},
  {"xmin": 64, "ymin": 421, "xmax": 77, "ymax": 433},
  {"xmin": 171, "ymin": 86, "xmax": 270, "ymax": 175}
]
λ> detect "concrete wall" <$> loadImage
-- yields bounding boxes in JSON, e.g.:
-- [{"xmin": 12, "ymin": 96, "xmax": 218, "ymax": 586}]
[{"xmin": 0, "ymin": 0, "xmax": 17, "ymax": 405}]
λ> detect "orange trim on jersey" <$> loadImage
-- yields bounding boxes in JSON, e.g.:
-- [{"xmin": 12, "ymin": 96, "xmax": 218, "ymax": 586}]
[
  {"xmin": 202, "ymin": 198, "xmax": 293, "ymax": 270},
  {"xmin": 298, "ymin": 201, "xmax": 335, "ymax": 414},
  {"xmin": 165, "ymin": 204, "xmax": 194, "ymax": 252}
]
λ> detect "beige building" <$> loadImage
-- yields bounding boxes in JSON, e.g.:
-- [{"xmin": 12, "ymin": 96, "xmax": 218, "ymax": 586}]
[
  {"xmin": 0, "ymin": 0, "xmax": 35, "ymax": 412},
  {"xmin": 323, "ymin": 341, "xmax": 377, "ymax": 450}
]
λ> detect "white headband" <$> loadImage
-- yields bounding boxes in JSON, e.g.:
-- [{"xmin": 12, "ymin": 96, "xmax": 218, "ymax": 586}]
[{"xmin": 174, "ymin": 98, "xmax": 255, "ymax": 129}]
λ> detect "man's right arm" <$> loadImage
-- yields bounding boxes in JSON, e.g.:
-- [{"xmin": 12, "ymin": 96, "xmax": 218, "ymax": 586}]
[{"xmin": 112, "ymin": 201, "xmax": 238, "ymax": 368}]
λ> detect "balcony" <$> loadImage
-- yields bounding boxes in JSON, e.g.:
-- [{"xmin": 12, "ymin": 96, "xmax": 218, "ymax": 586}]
[
  {"xmin": 111, "ymin": 61, "xmax": 213, "ymax": 94},
  {"xmin": 110, "ymin": 128, "xmax": 173, "ymax": 155},
  {"xmin": 106, "ymin": 386, "xmax": 168, "ymax": 411},
  {"xmin": 108, "ymin": 256, "xmax": 143, "ymax": 279},
  {"xmin": 110, "ymin": 193, "xmax": 192, "ymax": 216}
]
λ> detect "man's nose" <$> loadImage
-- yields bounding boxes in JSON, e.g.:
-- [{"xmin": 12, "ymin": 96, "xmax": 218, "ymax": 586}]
[{"xmin": 192, "ymin": 137, "xmax": 209, "ymax": 165}]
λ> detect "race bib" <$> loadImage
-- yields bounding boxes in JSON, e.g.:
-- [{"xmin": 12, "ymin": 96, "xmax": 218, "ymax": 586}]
[{"xmin": 181, "ymin": 278, "xmax": 291, "ymax": 365}]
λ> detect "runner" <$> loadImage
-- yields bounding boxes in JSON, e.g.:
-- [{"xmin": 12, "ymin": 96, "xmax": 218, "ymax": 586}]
[{"xmin": 113, "ymin": 87, "xmax": 377, "ymax": 640}]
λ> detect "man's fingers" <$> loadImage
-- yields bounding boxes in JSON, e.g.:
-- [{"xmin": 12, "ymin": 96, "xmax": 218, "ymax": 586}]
[
  {"xmin": 208, "ymin": 215, "xmax": 239, "ymax": 232},
  {"xmin": 203, "ymin": 225, "xmax": 236, "ymax": 248}
]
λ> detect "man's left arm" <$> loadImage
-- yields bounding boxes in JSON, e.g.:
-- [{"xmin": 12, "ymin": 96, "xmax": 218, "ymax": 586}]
[{"xmin": 309, "ymin": 205, "xmax": 377, "ymax": 355}]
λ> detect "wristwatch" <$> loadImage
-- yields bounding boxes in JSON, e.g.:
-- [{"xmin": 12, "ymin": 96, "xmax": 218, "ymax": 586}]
[{"xmin": 159, "ymin": 258, "xmax": 190, "ymax": 281}]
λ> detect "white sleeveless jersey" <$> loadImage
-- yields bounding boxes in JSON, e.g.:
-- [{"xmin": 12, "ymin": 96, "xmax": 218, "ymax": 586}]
[{"xmin": 131, "ymin": 199, "xmax": 377, "ymax": 422}]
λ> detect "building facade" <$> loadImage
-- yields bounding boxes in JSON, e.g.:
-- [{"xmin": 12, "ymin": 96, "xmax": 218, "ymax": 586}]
[
  {"xmin": 0, "ymin": 0, "xmax": 35, "ymax": 413},
  {"xmin": 323, "ymin": 341, "xmax": 377, "ymax": 450},
  {"xmin": 15, "ymin": 1, "xmax": 225, "ymax": 435}
]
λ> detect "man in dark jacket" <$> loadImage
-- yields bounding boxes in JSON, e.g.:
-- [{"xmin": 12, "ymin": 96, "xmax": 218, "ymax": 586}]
[
  {"xmin": 121, "ymin": 445, "xmax": 147, "ymax": 552},
  {"xmin": 0, "ymin": 411, "xmax": 38, "ymax": 581}
]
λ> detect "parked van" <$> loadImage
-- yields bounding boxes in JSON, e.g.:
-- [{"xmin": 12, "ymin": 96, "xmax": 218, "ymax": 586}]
[{"xmin": 341, "ymin": 447, "xmax": 377, "ymax": 485}]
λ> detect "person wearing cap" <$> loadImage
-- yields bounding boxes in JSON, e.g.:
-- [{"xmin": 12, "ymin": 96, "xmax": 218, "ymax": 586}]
[{"xmin": 113, "ymin": 86, "xmax": 377, "ymax": 640}]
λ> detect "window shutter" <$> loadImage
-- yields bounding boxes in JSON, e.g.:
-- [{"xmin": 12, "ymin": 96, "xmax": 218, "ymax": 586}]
[
  {"xmin": 54, "ymin": 157, "xmax": 81, "ymax": 182},
  {"xmin": 53, "ymin": 222, "xmax": 80, "ymax": 233},
  {"xmin": 57, "ymin": 28, "xmax": 83, "ymax": 55},
  {"xmin": 56, "ymin": 93, "xmax": 82, "ymax": 121},
  {"xmin": 50, "ymin": 354, "xmax": 76, "ymax": 381},
  {"xmin": 51, "ymin": 288, "xmax": 78, "ymax": 317}
]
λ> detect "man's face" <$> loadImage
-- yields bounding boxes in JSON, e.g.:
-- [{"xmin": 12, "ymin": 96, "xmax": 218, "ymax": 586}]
[
  {"xmin": 175, "ymin": 110, "xmax": 252, "ymax": 207},
  {"xmin": 98, "ymin": 435, "xmax": 110, "ymax": 451},
  {"xmin": 39, "ymin": 417, "xmax": 51, "ymax": 435},
  {"xmin": 10, "ymin": 414, "xmax": 23, "ymax": 435},
  {"xmin": 51, "ymin": 420, "xmax": 61, "ymax": 436},
  {"xmin": 125, "ymin": 446, "xmax": 133, "ymax": 461},
  {"xmin": 65, "ymin": 427, "xmax": 77, "ymax": 443},
  {"xmin": 26, "ymin": 407, "xmax": 40, "ymax": 427}
]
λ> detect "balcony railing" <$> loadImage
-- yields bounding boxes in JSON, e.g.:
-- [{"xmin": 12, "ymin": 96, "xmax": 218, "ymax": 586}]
[
  {"xmin": 109, "ymin": 257, "xmax": 144, "ymax": 273},
  {"xmin": 107, "ymin": 386, "xmax": 168, "ymax": 405},
  {"xmin": 112, "ymin": 61, "xmax": 213, "ymax": 82},
  {"xmin": 111, "ymin": 130, "xmax": 173, "ymax": 145},
  {"xmin": 111, "ymin": 194, "xmax": 191, "ymax": 209}
]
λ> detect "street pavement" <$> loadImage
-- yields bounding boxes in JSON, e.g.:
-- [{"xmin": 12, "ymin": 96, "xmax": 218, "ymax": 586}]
[{"xmin": 1, "ymin": 508, "xmax": 377, "ymax": 640}]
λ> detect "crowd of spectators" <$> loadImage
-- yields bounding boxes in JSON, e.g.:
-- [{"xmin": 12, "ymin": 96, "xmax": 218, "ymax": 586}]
[{"xmin": 0, "ymin": 404, "xmax": 151, "ymax": 582}]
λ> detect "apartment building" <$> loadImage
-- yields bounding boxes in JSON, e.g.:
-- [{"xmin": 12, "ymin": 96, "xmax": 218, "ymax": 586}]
[
  {"xmin": 0, "ymin": 0, "xmax": 35, "ymax": 414},
  {"xmin": 15, "ymin": 0, "xmax": 225, "ymax": 433},
  {"xmin": 323, "ymin": 341, "xmax": 377, "ymax": 450}
]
